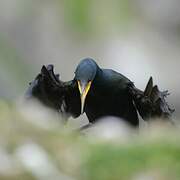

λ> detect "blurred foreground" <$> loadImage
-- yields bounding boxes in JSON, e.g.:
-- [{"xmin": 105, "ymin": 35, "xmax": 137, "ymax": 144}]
[{"xmin": 0, "ymin": 100, "xmax": 179, "ymax": 180}]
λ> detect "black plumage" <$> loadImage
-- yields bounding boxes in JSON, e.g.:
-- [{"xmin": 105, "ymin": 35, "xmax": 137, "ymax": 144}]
[
  {"xmin": 26, "ymin": 58, "xmax": 174, "ymax": 127},
  {"xmin": 74, "ymin": 59, "xmax": 139, "ymax": 126},
  {"xmin": 25, "ymin": 64, "xmax": 81, "ymax": 119}
]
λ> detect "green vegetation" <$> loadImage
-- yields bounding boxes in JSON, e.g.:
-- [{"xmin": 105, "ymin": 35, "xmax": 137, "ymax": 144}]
[{"xmin": 0, "ymin": 100, "xmax": 179, "ymax": 180}]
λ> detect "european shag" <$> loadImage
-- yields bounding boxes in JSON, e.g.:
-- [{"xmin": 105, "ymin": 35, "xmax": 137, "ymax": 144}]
[{"xmin": 26, "ymin": 58, "xmax": 174, "ymax": 127}]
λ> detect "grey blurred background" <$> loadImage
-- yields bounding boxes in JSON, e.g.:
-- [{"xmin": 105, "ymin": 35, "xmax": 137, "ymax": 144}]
[{"xmin": 0, "ymin": 0, "xmax": 179, "ymax": 118}]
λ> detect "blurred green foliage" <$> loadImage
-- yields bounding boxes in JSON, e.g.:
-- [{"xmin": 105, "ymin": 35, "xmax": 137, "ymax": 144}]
[
  {"xmin": 0, "ymin": 36, "xmax": 35, "ymax": 99},
  {"xmin": 62, "ymin": 0, "xmax": 133, "ymax": 35},
  {"xmin": 0, "ymin": 36, "xmax": 33, "ymax": 85},
  {"xmin": 63, "ymin": 0, "xmax": 91, "ymax": 33},
  {"xmin": 0, "ymin": 101, "xmax": 179, "ymax": 180}
]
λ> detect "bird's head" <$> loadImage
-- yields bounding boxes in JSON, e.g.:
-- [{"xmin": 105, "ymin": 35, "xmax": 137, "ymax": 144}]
[{"xmin": 75, "ymin": 58, "xmax": 99, "ymax": 114}]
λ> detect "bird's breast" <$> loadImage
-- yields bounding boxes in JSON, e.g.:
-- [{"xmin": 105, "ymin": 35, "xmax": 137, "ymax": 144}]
[{"xmin": 84, "ymin": 87, "xmax": 125, "ymax": 122}]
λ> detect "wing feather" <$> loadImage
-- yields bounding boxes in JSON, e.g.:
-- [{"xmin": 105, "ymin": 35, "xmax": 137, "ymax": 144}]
[
  {"xmin": 128, "ymin": 77, "xmax": 174, "ymax": 121},
  {"xmin": 25, "ymin": 64, "xmax": 81, "ymax": 121}
]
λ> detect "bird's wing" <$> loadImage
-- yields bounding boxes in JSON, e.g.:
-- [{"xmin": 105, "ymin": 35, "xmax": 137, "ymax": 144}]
[
  {"xmin": 25, "ymin": 64, "xmax": 81, "ymax": 121},
  {"xmin": 128, "ymin": 77, "xmax": 174, "ymax": 121}
]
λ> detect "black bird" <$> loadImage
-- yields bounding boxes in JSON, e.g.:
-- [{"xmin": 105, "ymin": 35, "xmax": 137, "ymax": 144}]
[
  {"xmin": 74, "ymin": 58, "xmax": 139, "ymax": 126},
  {"xmin": 26, "ymin": 58, "xmax": 174, "ymax": 127}
]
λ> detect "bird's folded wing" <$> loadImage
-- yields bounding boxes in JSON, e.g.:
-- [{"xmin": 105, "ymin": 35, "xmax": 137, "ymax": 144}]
[
  {"xmin": 128, "ymin": 77, "xmax": 174, "ymax": 121},
  {"xmin": 25, "ymin": 64, "xmax": 81, "ymax": 120}
]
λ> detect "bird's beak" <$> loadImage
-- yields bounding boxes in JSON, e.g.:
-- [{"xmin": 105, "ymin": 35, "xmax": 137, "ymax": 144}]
[{"xmin": 77, "ymin": 80, "xmax": 92, "ymax": 114}]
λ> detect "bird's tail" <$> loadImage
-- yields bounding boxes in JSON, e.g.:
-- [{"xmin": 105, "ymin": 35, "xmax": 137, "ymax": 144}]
[{"xmin": 129, "ymin": 77, "xmax": 174, "ymax": 121}]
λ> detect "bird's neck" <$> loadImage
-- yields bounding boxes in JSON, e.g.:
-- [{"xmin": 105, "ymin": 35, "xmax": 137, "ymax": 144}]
[
  {"xmin": 91, "ymin": 68, "xmax": 106, "ymax": 92},
  {"xmin": 94, "ymin": 67, "xmax": 103, "ymax": 81}
]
